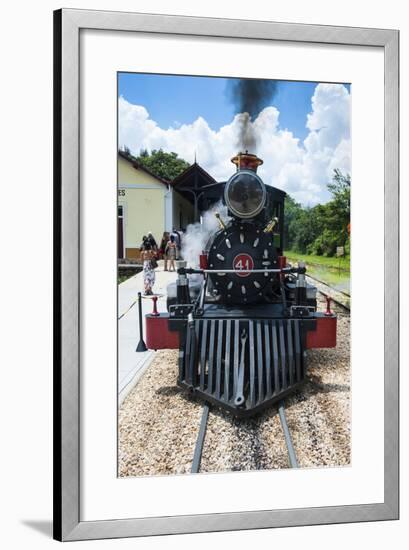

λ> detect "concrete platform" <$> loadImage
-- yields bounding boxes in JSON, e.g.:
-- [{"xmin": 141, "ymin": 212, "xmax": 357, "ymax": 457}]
[{"xmin": 118, "ymin": 261, "xmax": 177, "ymax": 404}]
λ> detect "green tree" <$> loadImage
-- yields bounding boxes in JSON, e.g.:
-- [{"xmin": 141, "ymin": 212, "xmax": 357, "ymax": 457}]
[
  {"xmin": 283, "ymin": 195, "xmax": 303, "ymax": 249},
  {"xmin": 285, "ymin": 169, "xmax": 350, "ymax": 257},
  {"xmin": 135, "ymin": 148, "xmax": 190, "ymax": 181},
  {"xmin": 326, "ymin": 168, "xmax": 350, "ymax": 242},
  {"xmin": 284, "ymin": 196, "xmax": 321, "ymax": 253},
  {"xmin": 307, "ymin": 170, "xmax": 350, "ymax": 256}
]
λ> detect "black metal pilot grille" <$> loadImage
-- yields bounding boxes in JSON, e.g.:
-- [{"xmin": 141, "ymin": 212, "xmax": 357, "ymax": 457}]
[{"xmin": 181, "ymin": 318, "xmax": 305, "ymax": 409}]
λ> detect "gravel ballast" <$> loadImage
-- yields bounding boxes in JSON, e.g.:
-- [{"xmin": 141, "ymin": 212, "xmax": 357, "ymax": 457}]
[{"xmin": 119, "ymin": 297, "xmax": 350, "ymax": 477}]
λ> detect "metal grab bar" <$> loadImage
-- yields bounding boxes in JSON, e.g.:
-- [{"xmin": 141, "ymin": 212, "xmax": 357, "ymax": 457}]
[{"xmin": 178, "ymin": 266, "xmax": 305, "ymax": 275}]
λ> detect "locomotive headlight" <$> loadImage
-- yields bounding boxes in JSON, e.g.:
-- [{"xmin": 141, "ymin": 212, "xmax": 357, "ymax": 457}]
[{"xmin": 224, "ymin": 170, "xmax": 266, "ymax": 219}]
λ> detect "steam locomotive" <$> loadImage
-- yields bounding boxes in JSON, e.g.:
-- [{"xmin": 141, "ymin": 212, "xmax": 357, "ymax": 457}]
[{"xmin": 146, "ymin": 152, "xmax": 337, "ymax": 417}]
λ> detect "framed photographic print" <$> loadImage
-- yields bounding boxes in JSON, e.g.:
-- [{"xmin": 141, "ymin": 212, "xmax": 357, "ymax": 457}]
[{"xmin": 54, "ymin": 8, "xmax": 399, "ymax": 541}]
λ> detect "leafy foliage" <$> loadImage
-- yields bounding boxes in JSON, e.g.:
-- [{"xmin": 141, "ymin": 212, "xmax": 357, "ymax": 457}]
[
  {"xmin": 285, "ymin": 169, "xmax": 350, "ymax": 257},
  {"xmin": 134, "ymin": 148, "xmax": 190, "ymax": 181}
]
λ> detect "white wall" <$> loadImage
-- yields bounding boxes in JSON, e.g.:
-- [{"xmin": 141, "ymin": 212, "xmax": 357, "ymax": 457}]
[
  {"xmin": 165, "ymin": 188, "xmax": 174, "ymax": 232},
  {"xmin": 0, "ymin": 1, "xmax": 406, "ymax": 549},
  {"xmin": 172, "ymin": 189, "xmax": 195, "ymax": 230}
]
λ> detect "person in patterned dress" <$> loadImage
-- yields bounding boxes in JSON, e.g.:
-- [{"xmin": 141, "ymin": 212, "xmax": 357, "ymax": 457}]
[{"xmin": 141, "ymin": 243, "xmax": 156, "ymax": 295}]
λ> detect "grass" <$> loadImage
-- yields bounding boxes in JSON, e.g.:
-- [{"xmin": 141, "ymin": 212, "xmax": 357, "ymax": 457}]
[
  {"xmin": 284, "ymin": 251, "xmax": 350, "ymax": 272},
  {"xmin": 285, "ymin": 251, "xmax": 350, "ymax": 295},
  {"xmin": 118, "ymin": 273, "xmax": 133, "ymax": 285},
  {"xmin": 118, "ymin": 266, "xmax": 142, "ymax": 285}
]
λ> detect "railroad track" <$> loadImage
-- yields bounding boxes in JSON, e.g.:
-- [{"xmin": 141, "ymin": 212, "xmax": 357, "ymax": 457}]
[
  {"xmin": 306, "ymin": 274, "xmax": 350, "ymax": 312},
  {"xmin": 191, "ymin": 400, "xmax": 298, "ymax": 473},
  {"xmin": 188, "ymin": 283, "xmax": 349, "ymax": 474}
]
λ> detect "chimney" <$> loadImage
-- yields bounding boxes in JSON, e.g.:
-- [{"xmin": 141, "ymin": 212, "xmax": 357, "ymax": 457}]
[{"xmin": 231, "ymin": 151, "xmax": 263, "ymax": 173}]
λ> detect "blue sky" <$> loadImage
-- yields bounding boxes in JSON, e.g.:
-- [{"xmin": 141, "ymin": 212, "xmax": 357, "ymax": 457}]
[
  {"xmin": 118, "ymin": 73, "xmax": 349, "ymax": 141},
  {"xmin": 118, "ymin": 73, "xmax": 351, "ymax": 205}
]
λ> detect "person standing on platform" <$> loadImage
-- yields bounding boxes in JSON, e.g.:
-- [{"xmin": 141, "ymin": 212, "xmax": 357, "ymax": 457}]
[
  {"xmin": 165, "ymin": 234, "xmax": 177, "ymax": 272},
  {"xmin": 146, "ymin": 231, "xmax": 158, "ymax": 251},
  {"xmin": 160, "ymin": 231, "xmax": 170, "ymax": 270},
  {"xmin": 141, "ymin": 243, "xmax": 156, "ymax": 295},
  {"xmin": 171, "ymin": 228, "xmax": 181, "ymax": 260}
]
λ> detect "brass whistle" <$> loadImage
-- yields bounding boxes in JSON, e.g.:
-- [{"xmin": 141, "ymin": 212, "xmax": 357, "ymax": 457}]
[
  {"xmin": 215, "ymin": 212, "xmax": 226, "ymax": 230},
  {"xmin": 264, "ymin": 217, "xmax": 279, "ymax": 233}
]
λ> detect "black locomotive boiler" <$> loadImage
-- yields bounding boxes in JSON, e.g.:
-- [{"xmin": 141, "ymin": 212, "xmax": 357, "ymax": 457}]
[{"xmin": 146, "ymin": 152, "xmax": 337, "ymax": 417}]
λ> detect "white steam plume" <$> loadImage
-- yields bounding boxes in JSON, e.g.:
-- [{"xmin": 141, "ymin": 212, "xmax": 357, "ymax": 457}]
[{"xmin": 181, "ymin": 200, "xmax": 230, "ymax": 268}]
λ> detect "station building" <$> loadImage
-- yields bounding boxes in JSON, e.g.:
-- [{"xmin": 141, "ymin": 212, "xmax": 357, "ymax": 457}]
[{"xmin": 118, "ymin": 150, "xmax": 222, "ymax": 260}]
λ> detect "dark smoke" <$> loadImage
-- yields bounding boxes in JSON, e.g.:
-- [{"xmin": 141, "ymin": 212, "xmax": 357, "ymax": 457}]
[
  {"xmin": 227, "ymin": 78, "xmax": 278, "ymax": 151},
  {"xmin": 228, "ymin": 79, "xmax": 278, "ymax": 118}
]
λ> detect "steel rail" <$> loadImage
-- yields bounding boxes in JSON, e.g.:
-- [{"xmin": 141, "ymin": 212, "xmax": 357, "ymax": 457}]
[
  {"xmin": 191, "ymin": 404, "xmax": 210, "ymax": 473},
  {"xmin": 191, "ymin": 401, "xmax": 300, "ymax": 472},
  {"xmin": 315, "ymin": 286, "xmax": 350, "ymax": 312},
  {"xmin": 305, "ymin": 274, "xmax": 350, "ymax": 312},
  {"xmin": 318, "ymin": 290, "xmax": 350, "ymax": 312},
  {"xmin": 306, "ymin": 273, "xmax": 350, "ymax": 298},
  {"xmin": 278, "ymin": 401, "xmax": 299, "ymax": 468}
]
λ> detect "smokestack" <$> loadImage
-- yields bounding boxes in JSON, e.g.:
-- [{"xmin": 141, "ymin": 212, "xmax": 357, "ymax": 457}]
[{"xmin": 231, "ymin": 151, "xmax": 263, "ymax": 172}]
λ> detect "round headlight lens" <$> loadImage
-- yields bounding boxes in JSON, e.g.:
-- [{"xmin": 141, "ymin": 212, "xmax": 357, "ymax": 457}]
[{"xmin": 224, "ymin": 171, "xmax": 266, "ymax": 219}]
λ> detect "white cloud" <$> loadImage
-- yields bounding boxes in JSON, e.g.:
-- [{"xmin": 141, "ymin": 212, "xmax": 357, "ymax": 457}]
[{"xmin": 118, "ymin": 83, "xmax": 351, "ymax": 205}]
